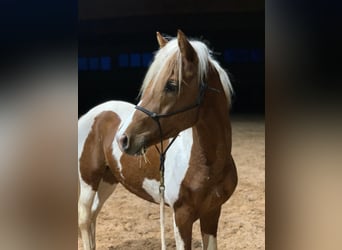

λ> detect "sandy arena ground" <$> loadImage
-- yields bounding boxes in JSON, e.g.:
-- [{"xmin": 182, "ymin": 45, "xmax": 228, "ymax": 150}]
[{"xmin": 78, "ymin": 116, "xmax": 265, "ymax": 249}]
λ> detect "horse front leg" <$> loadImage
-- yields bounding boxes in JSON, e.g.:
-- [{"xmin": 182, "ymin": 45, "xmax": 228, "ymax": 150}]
[
  {"xmin": 200, "ymin": 206, "xmax": 221, "ymax": 250},
  {"xmin": 78, "ymin": 180, "xmax": 96, "ymax": 250},
  {"xmin": 173, "ymin": 205, "xmax": 196, "ymax": 250}
]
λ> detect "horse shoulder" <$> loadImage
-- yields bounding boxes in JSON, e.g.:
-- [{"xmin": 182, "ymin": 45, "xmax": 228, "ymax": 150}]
[{"xmin": 204, "ymin": 157, "xmax": 238, "ymax": 210}]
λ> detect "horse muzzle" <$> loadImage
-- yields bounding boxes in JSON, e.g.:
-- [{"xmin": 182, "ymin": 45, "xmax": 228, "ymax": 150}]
[{"xmin": 117, "ymin": 133, "xmax": 146, "ymax": 156}]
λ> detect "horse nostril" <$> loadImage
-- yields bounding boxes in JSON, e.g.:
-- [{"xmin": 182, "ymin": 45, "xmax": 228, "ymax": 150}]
[{"xmin": 119, "ymin": 134, "xmax": 129, "ymax": 150}]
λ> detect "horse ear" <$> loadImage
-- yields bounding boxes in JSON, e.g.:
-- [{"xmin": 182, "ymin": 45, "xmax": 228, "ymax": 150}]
[
  {"xmin": 156, "ymin": 32, "xmax": 168, "ymax": 48},
  {"xmin": 177, "ymin": 29, "xmax": 196, "ymax": 62}
]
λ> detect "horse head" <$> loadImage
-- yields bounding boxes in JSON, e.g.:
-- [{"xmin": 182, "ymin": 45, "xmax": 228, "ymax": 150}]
[{"xmin": 117, "ymin": 30, "xmax": 203, "ymax": 155}]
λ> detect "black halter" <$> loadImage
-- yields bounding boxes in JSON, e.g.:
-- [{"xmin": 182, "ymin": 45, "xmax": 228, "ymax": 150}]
[
  {"xmin": 134, "ymin": 81, "xmax": 213, "ymax": 192},
  {"xmin": 135, "ymin": 81, "xmax": 209, "ymax": 149}
]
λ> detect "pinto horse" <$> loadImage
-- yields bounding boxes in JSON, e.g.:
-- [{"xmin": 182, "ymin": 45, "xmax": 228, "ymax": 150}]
[{"xmin": 78, "ymin": 30, "xmax": 238, "ymax": 250}]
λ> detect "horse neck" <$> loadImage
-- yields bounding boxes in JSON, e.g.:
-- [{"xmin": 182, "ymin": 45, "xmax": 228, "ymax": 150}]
[{"xmin": 191, "ymin": 64, "xmax": 232, "ymax": 172}]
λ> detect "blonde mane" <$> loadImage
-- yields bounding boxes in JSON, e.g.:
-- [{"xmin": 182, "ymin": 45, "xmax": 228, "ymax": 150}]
[{"xmin": 140, "ymin": 37, "xmax": 233, "ymax": 106}]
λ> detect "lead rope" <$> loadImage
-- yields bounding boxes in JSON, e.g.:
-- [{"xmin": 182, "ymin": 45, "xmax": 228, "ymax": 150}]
[
  {"xmin": 159, "ymin": 154, "xmax": 166, "ymax": 250},
  {"xmin": 153, "ymin": 119, "xmax": 178, "ymax": 250}
]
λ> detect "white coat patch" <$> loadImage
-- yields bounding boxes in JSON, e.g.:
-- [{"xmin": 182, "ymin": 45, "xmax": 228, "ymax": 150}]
[{"xmin": 142, "ymin": 178, "xmax": 160, "ymax": 202}]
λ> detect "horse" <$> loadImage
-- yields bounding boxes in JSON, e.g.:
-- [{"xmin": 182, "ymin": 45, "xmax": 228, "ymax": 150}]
[{"xmin": 78, "ymin": 30, "xmax": 238, "ymax": 250}]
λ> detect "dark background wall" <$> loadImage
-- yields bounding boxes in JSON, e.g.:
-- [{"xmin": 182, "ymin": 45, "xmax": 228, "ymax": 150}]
[{"xmin": 79, "ymin": 1, "xmax": 264, "ymax": 117}]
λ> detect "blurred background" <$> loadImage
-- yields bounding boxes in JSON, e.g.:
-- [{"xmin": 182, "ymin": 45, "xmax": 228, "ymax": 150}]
[{"xmin": 78, "ymin": 0, "xmax": 265, "ymax": 116}]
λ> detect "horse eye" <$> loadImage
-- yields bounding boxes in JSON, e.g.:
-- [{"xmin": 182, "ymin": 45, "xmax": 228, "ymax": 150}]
[{"xmin": 164, "ymin": 80, "xmax": 178, "ymax": 93}]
